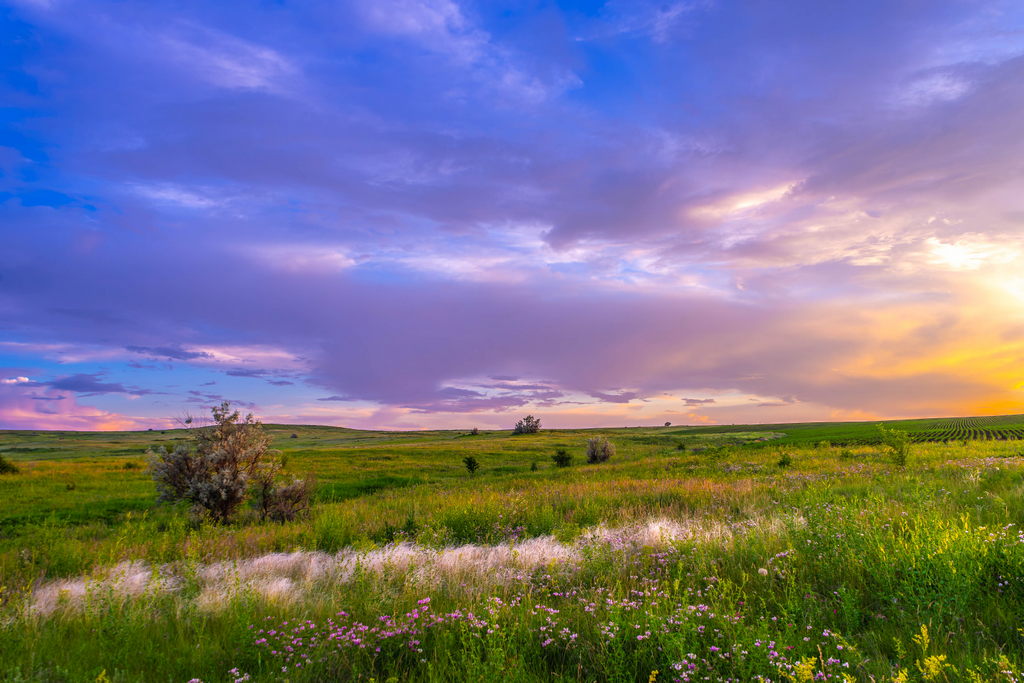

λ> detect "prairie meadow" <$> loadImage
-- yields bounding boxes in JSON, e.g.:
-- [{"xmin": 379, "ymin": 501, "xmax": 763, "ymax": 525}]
[{"xmin": 3, "ymin": 420, "xmax": 1024, "ymax": 682}]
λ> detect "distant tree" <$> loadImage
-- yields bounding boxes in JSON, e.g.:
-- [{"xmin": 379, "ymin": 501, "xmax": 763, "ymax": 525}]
[
  {"xmin": 463, "ymin": 455, "xmax": 480, "ymax": 475},
  {"xmin": 513, "ymin": 415, "xmax": 541, "ymax": 435},
  {"xmin": 469, "ymin": 427, "xmax": 480, "ymax": 436},
  {"xmin": 586, "ymin": 436, "xmax": 615, "ymax": 464},
  {"xmin": 148, "ymin": 402, "xmax": 313, "ymax": 524},
  {"xmin": 664, "ymin": 422, "xmax": 671, "ymax": 427}
]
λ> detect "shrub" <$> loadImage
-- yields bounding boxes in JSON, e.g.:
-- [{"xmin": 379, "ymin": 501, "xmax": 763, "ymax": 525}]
[
  {"xmin": 469, "ymin": 427, "xmax": 479, "ymax": 436},
  {"xmin": 552, "ymin": 448, "xmax": 573, "ymax": 467},
  {"xmin": 877, "ymin": 424, "xmax": 910, "ymax": 466},
  {"xmin": 777, "ymin": 452, "xmax": 793, "ymax": 468},
  {"xmin": 463, "ymin": 455, "xmax": 480, "ymax": 475},
  {"xmin": 530, "ymin": 460, "xmax": 539, "ymax": 472},
  {"xmin": 251, "ymin": 476, "xmax": 315, "ymax": 523},
  {"xmin": 290, "ymin": 433, "xmax": 299, "ymax": 439},
  {"xmin": 664, "ymin": 421, "xmax": 672, "ymax": 427},
  {"xmin": 676, "ymin": 441, "xmax": 687, "ymax": 451},
  {"xmin": 585, "ymin": 436, "xmax": 615, "ymax": 463},
  {"xmin": 0, "ymin": 454, "xmax": 19, "ymax": 475},
  {"xmin": 512, "ymin": 415, "xmax": 541, "ymax": 435},
  {"xmin": 148, "ymin": 401, "xmax": 311, "ymax": 524}
]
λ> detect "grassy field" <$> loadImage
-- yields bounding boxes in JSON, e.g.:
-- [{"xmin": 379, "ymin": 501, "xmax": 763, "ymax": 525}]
[{"xmin": 2, "ymin": 417, "xmax": 1024, "ymax": 681}]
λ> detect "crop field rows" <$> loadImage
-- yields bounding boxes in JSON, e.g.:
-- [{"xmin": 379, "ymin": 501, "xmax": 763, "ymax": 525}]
[
  {"xmin": 907, "ymin": 416, "xmax": 1024, "ymax": 442},
  {"xmin": 676, "ymin": 414, "xmax": 1024, "ymax": 445}
]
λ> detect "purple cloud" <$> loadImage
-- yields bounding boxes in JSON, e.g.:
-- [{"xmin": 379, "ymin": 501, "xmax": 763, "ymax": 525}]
[{"xmin": 2, "ymin": 1, "xmax": 1023, "ymax": 429}]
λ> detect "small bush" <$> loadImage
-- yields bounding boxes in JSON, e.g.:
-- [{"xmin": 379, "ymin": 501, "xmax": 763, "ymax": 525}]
[
  {"xmin": 512, "ymin": 415, "xmax": 541, "ymax": 435},
  {"xmin": 148, "ymin": 401, "xmax": 286, "ymax": 524},
  {"xmin": 676, "ymin": 441, "xmax": 687, "ymax": 451},
  {"xmin": 469, "ymin": 427, "xmax": 479, "ymax": 436},
  {"xmin": 878, "ymin": 424, "xmax": 910, "ymax": 466},
  {"xmin": 122, "ymin": 461, "xmax": 140, "ymax": 470},
  {"xmin": 0, "ymin": 454, "xmax": 19, "ymax": 475},
  {"xmin": 552, "ymin": 449, "xmax": 573, "ymax": 467},
  {"xmin": 252, "ymin": 476, "xmax": 315, "ymax": 523},
  {"xmin": 290, "ymin": 433, "xmax": 299, "ymax": 439},
  {"xmin": 664, "ymin": 422, "xmax": 672, "ymax": 427},
  {"xmin": 777, "ymin": 452, "xmax": 793, "ymax": 468},
  {"xmin": 586, "ymin": 436, "xmax": 615, "ymax": 463},
  {"xmin": 530, "ymin": 460, "xmax": 538, "ymax": 472},
  {"xmin": 463, "ymin": 455, "xmax": 480, "ymax": 475}
]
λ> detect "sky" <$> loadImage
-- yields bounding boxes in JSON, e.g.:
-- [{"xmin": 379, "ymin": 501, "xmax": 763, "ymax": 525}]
[{"xmin": 2, "ymin": 0, "xmax": 1024, "ymax": 431}]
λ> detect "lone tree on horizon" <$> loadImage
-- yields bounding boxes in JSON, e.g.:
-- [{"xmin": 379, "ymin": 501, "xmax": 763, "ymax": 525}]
[{"xmin": 512, "ymin": 414, "xmax": 541, "ymax": 434}]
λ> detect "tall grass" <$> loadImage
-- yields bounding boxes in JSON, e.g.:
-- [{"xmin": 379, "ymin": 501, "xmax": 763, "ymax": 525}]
[{"xmin": 3, "ymin": 427, "xmax": 1024, "ymax": 680}]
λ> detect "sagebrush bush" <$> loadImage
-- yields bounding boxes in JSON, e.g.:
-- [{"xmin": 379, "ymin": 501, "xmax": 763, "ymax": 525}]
[
  {"xmin": 512, "ymin": 415, "xmax": 541, "ymax": 434},
  {"xmin": 585, "ymin": 436, "xmax": 615, "ymax": 463},
  {"xmin": 462, "ymin": 455, "xmax": 480, "ymax": 475},
  {"xmin": 252, "ymin": 476, "xmax": 315, "ymax": 522},
  {"xmin": 148, "ymin": 402, "xmax": 313, "ymax": 523}
]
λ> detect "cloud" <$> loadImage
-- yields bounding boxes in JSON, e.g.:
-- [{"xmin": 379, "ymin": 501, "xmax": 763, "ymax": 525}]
[
  {"xmin": 587, "ymin": 390, "xmax": 641, "ymax": 404},
  {"xmin": 47, "ymin": 374, "xmax": 134, "ymax": 395},
  {"xmin": 225, "ymin": 368, "xmax": 268, "ymax": 378},
  {"xmin": 3, "ymin": 0, "xmax": 1024, "ymax": 428},
  {"xmin": 126, "ymin": 345, "xmax": 213, "ymax": 361}
]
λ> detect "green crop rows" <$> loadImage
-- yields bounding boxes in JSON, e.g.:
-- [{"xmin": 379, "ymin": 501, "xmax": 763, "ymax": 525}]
[
  {"xmin": 674, "ymin": 413, "xmax": 1024, "ymax": 445},
  {"xmin": 906, "ymin": 415, "xmax": 1024, "ymax": 442}
]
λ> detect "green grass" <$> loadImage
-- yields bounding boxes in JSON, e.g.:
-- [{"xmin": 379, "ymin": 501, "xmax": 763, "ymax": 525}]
[{"xmin": 2, "ymin": 418, "xmax": 1024, "ymax": 681}]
